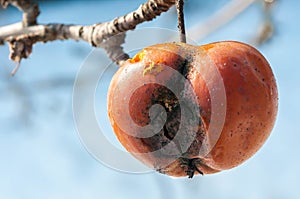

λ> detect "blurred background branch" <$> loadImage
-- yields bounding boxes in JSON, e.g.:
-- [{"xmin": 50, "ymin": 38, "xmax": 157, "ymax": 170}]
[
  {"xmin": 253, "ymin": 0, "xmax": 276, "ymax": 45},
  {"xmin": 188, "ymin": 0, "xmax": 254, "ymax": 42}
]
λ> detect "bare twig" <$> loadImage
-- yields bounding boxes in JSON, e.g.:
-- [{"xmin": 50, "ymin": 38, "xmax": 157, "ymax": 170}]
[
  {"xmin": 176, "ymin": 0, "xmax": 186, "ymax": 43},
  {"xmin": 99, "ymin": 32, "xmax": 129, "ymax": 66},
  {"xmin": 0, "ymin": 0, "xmax": 40, "ymax": 26},
  {"xmin": 0, "ymin": 0, "xmax": 176, "ymax": 73}
]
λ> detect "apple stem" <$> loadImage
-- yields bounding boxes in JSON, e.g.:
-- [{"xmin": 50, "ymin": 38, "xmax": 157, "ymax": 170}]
[{"xmin": 176, "ymin": 0, "xmax": 186, "ymax": 43}]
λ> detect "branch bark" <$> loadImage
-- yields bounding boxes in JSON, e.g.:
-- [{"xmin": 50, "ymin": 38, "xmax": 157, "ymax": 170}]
[
  {"xmin": 0, "ymin": 0, "xmax": 40, "ymax": 26},
  {"xmin": 176, "ymin": 0, "xmax": 186, "ymax": 43},
  {"xmin": 0, "ymin": 0, "xmax": 176, "ymax": 74}
]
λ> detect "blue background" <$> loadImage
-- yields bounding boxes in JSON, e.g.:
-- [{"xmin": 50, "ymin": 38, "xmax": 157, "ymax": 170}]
[{"xmin": 0, "ymin": 0, "xmax": 298, "ymax": 198}]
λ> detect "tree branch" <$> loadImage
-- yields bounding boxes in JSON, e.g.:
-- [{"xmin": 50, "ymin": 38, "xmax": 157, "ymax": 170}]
[
  {"xmin": 176, "ymin": 0, "xmax": 186, "ymax": 43},
  {"xmin": 0, "ymin": 0, "xmax": 176, "ymax": 75},
  {"xmin": 0, "ymin": 0, "xmax": 40, "ymax": 26}
]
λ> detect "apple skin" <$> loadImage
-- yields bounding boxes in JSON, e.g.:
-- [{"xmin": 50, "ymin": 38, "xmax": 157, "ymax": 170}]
[{"xmin": 107, "ymin": 41, "xmax": 278, "ymax": 178}]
